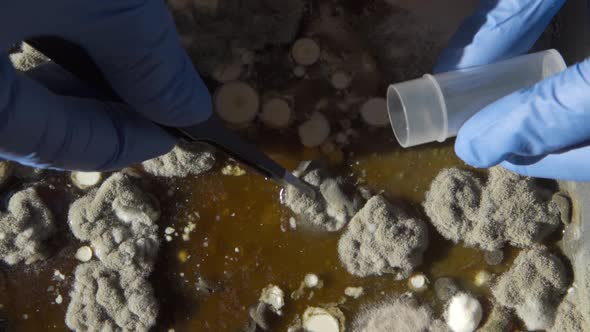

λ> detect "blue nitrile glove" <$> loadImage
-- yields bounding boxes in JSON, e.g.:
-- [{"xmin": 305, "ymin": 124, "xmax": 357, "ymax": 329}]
[
  {"xmin": 0, "ymin": 0, "xmax": 211, "ymax": 171},
  {"xmin": 435, "ymin": 0, "xmax": 590, "ymax": 181}
]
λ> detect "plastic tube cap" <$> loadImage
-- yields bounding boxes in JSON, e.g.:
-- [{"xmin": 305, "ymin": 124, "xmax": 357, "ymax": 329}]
[
  {"xmin": 387, "ymin": 75, "xmax": 446, "ymax": 148},
  {"xmin": 387, "ymin": 49, "xmax": 566, "ymax": 148}
]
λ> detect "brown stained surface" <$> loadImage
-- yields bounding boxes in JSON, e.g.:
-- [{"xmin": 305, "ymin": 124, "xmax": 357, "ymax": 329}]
[
  {"xmin": 0, "ymin": 134, "xmax": 521, "ymax": 332},
  {"xmin": 0, "ymin": 1, "xmax": 532, "ymax": 331},
  {"xmin": 154, "ymin": 137, "xmax": 518, "ymax": 332}
]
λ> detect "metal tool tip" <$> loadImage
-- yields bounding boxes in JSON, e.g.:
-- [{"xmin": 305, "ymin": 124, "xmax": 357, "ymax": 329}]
[{"xmin": 283, "ymin": 171, "xmax": 317, "ymax": 198}]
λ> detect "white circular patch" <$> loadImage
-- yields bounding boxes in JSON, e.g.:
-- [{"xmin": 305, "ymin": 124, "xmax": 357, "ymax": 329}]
[
  {"xmin": 71, "ymin": 172, "xmax": 102, "ymax": 189},
  {"xmin": 303, "ymin": 307, "xmax": 340, "ymax": 332},
  {"xmin": 75, "ymin": 246, "xmax": 93, "ymax": 262},
  {"xmin": 292, "ymin": 38, "xmax": 321, "ymax": 66},
  {"xmin": 360, "ymin": 98, "xmax": 390, "ymax": 127},
  {"xmin": 215, "ymin": 82, "xmax": 260, "ymax": 125},
  {"xmin": 298, "ymin": 112, "xmax": 331, "ymax": 148},
  {"xmin": 260, "ymin": 98, "xmax": 292, "ymax": 129}
]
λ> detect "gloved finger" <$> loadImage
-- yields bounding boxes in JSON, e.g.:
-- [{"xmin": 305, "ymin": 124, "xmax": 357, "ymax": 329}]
[
  {"xmin": 500, "ymin": 145, "xmax": 590, "ymax": 181},
  {"xmin": 48, "ymin": 0, "xmax": 212, "ymax": 127},
  {"xmin": 0, "ymin": 58, "xmax": 175, "ymax": 171},
  {"xmin": 455, "ymin": 58, "xmax": 590, "ymax": 168},
  {"xmin": 26, "ymin": 62, "xmax": 105, "ymax": 99},
  {"xmin": 435, "ymin": 0, "xmax": 565, "ymax": 72}
]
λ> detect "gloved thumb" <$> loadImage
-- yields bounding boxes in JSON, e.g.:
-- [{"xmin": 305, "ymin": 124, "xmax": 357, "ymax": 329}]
[{"xmin": 455, "ymin": 58, "xmax": 590, "ymax": 168}]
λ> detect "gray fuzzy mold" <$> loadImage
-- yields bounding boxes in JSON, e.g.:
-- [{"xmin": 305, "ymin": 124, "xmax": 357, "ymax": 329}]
[
  {"xmin": 68, "ymin": 173, "xmax": 160, "ymax": 276},
  {"xmin": 353, "ymin": 296, "xmax": 447, "ymax": 332},
  {"xmin": 549, "ymin": 249, "xmax": 590, "ymax": 332},
  {"xmin": 65, "ymin": 262, "xmax": 158, "ymax": 332},
  {"xmin": 338, "ymin": 195, "xmax": 428, "ymax": 279},
  {"xmin": 0, "ymin": 187, "xmax": 54, "ymax": 265},
  {"xmin": 492, "ymin": 246, "xmax": 568, "ymax": 331},
  {"xmin": 284, "ymin": 162, "xmax": 364, "ymax": 232},
  {"xmin": 478, "ymin": 305, "xmax": 513, "ymax": 332},
  {"xmin": 550, "ymin": 295, "xmax": 586, "ymax": 332},
  {"xmin": 143, "ymin": 141, "xmax": 215, "ymax": 178},
  {"xmin": 424, "ymin": 167, "xmax": 560, "ymax": 251}
]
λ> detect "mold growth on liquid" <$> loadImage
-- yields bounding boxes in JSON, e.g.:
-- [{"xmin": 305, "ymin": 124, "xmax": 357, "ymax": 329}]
[
  {"xmin": 142, "ymin": 142, "xmax": 216, "ymax": 178},
  {"xmin": 0, "ymin": 0, "xmax": 586, "ymax": 331},
  {"xmin": 338, "ymin": 195, "xmax": 428, "ymax": 280},
  {"xmin": 0, "ymin": 187, "xmax": 54, "ymax": 265},
  {"xmin": 66, "ymin": 173, "xmax": 161, "ymax": 332},
  {"xmin": 284, "ymin": 161, "xmax": 365, "ymax": 232},
  {"xmin": 423, "ymin": 167, "xmax": 560, "ymax": 251}
]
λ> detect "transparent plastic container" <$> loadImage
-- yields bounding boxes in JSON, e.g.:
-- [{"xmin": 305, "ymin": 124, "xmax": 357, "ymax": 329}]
[{"xmin": 387, "ymin": 49, "xmax": 567, "ymax": 148}]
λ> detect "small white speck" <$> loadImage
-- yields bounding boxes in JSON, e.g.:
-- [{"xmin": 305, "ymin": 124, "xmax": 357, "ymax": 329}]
[
  {"xmin": 53, "ymin": 270, "xmax": 65, "ymax": 281},
  {"xmin": 165, "ymin": 227, "xmax": 175, "ymax": 235},
  {"xmin": 235, "ymin": 247, "xmax": 240, "ymax": 253},
  {"xmin": 345, "ymin": 286, "xmax": 364, "ymax": 299},
  {"xmin": 409, "ymin": 274, "xmax": 428, "ymax": 291},
  {"xmin": 179, "ymin": 273, "xmax": 184, "ymax": 277},
  {"xmin": 165, "ymin": 235, "xmax": 173, "ymax": 242},
  {"xmin": 304, "ymin": 274, "xmax": 320, "ymax": 288},
  {"xmin": 203, "ymin": 242, "xmax": 209, "ymax": 248},
  {"xmin": 22, "ymin": 314, "xmax": 28, "ymax": 320},
  {"xmin": 55, "ymin": 294, "xmax": 63, "ymax": 304}
]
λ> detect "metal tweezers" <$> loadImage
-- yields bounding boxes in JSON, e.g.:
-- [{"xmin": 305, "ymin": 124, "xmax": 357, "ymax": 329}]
[{"xmin": 26, "ymin": 37, "xmax": 315, "ymax": 196}]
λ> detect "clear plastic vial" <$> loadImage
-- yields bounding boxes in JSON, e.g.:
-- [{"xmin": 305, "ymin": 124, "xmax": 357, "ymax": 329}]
[{"xmin": 387, "ymin": 49, "xmax": 567, "ymax": 147}]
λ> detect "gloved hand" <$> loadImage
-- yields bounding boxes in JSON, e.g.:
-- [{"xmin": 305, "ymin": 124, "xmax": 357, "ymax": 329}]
[
  {"xmin": 436, "ymin": 0, "xmax": 590, "ymax": 181},
  {"xmin": 0, "ymin": 0, "xmax": 211, "ymax": 171}
]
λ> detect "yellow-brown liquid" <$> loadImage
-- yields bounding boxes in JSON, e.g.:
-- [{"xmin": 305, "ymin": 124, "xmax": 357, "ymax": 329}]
[{"xmin": 0, "ymin": 131, "xmax": 522, "ymax": 331}]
